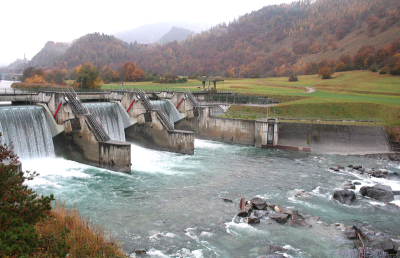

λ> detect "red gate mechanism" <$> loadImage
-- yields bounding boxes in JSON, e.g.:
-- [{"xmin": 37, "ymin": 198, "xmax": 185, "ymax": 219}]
[
  {"xmin": 53, "ymin": 98, "xmax": 66, "ymax": 118},
  {"xmin": 126, "ymin": 96, "xmax": 138, "ymax": 112},
  {"xmin": 176, "ymin": 95, "xmax": 187, "ymax": 109}
]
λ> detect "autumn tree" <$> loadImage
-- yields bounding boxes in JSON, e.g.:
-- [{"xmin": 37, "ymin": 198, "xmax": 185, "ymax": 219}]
[
  {"xmin": 101, "ymin": 66, "xmax": 119, "ymax": 83},
  {"xmin": 122, "ymin": 62, "xmax": 145, "ymax": 81},
  {"xmin": 353, "ymin": 45, "xmax": 375, "ymax": 69},
  {"xmin": 45, "ymin": 68, "xmax": 68, "ymax": 85},
  {"xmin": 319, "ymin": 67, "xmax": 333, "ymax": 79},
  {"xmin": 22, "ymin": 67, "xmax": 45, "ymax": 83},
  {"xmin": 75, "ymin": 62, "xmax": 103, "ymax": 89},
  {"xmin": 304, "ymin": 61, "xmax": 319, "ymax": 75}
]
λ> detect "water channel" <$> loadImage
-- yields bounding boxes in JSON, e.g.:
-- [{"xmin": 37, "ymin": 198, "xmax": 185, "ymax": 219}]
[{"xmin": 20, "ymin": 141, "xmax": 400, "ymax": 257}]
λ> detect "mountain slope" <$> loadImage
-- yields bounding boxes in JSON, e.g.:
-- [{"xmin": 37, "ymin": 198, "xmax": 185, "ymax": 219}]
[
  {"xmin": 113, "ymin": 22, "xmax": 208, "ymax": 44},
  {"xmin": 157, "ymin": 27, "xmax": 194, "ymax": 44},
  {"xmin": 113, "ymin": 22, "xmax": 173, "ymax": 44},
  {"xmin": 22, "ymin": 0, "xmax": 400, "ymax": 77}
]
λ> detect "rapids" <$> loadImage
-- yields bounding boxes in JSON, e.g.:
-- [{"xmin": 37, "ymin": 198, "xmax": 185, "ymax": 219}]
[{"xmin": 21, "ymin": 140, "xmax": 400, "ymax": 258}]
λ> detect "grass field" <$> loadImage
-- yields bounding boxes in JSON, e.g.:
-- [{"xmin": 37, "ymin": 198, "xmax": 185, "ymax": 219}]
[{"xmin": 101, "ymin": 71, "xmax": 400, "ymax": 126}]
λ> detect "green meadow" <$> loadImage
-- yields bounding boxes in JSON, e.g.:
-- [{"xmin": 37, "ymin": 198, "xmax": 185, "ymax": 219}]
[{"xmin": 102, "ymin": 71, "xmax": 400, "ymax": 126}]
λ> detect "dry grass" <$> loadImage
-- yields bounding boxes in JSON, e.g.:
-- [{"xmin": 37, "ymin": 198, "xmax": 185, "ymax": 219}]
[{"xmin": 32, "ymin": 200, "xmax": 125, "ymax": 258}]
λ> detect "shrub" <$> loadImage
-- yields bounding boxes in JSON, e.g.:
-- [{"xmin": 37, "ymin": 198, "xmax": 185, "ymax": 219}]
[
  {"xmin": 379, "ymin": 68, "xmax": 388, "ymax": 74},
  {"xmin": 288, "ymin": 74, "xmax": 298, "ymax": 81},
  {"xmin": 0, "ymin": 133, "xmax": 54, "ymax": 257},
  {"xmin": 370, "ymin": 65, "xmax": 378, "ymax": 72}
]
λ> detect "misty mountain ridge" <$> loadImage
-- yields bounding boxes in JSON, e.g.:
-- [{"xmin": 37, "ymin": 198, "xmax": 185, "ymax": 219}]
[
  {"xmin": 113, "ymin": 21, "xmax": 209, "ymax": 44},
  {"xmin": 157, "ymin": 27, "xmax": 195, "ymax": 44},
  {"xmin": 10, "ymin": 0, "xmax": 400, "ymax": 78}
]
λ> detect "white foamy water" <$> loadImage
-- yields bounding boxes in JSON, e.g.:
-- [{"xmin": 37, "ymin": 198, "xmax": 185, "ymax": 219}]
[{"xmin": 18, "ymin": 140, "xmax": 400, "ymax": 258}]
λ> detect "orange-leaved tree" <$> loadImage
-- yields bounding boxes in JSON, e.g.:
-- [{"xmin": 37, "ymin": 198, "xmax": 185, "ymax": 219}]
[
  {"xmin": 122, "ymin": 62, "xmax": 145, "ymax": 81},
  {"xmin": 319, "ymin": 67, "xmax": 332, "ymax": 79}
]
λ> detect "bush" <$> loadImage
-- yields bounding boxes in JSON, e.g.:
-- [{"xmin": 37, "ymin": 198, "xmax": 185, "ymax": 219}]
[
  {"xmin": 379, "ymin": 68, "xmax": 388, "ymax": 74},
  {"xmin": 288, "ymin": 74, "xmax": 298, "ymax": 81},
  {"xmin": 370, "ymin": 65, "xmax": 378, "ymax": 72},
  {"xmin": 0, "ymin": 133, "xmax": 54, "ymax": 257}
]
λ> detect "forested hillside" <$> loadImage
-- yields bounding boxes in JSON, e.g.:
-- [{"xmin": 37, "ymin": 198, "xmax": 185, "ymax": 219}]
[{"xmin": 25, "ymin": 0, "xmax": 400, "ymax": 78}]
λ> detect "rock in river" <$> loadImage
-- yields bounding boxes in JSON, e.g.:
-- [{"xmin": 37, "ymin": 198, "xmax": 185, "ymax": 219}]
[
  {"xmin": 250, "ymin": 197, "xmax": 268, "ymax": 210},
  {"xmin": 359, "ymin": 184, "xmax": 394, "ymax": 202},
  {"xmin": 269, "ymin": 211, "xmax": 290, "ymax": 224},
  {"xmin": 332, "ymin": 189, "xmax": 356, "ymax": 205}
]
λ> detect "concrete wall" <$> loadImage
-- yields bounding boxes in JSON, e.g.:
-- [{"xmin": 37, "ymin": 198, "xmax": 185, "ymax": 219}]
[
  {"xmin": 125, "ymin": 110, "xmax": 194, "ymax": 154},
  {"xmin": 99, "ymin": 141, "xmax": 131, "ymax": 172},
  {"xmin": 278, "ymin": 122, "xmax": 391, "ymax": 155},
  {"xmin": 54, "ymin": 114, "xmax": 131, "ymax": 172},
  {"xmin": 176, "ymin": 107, "xmax": 269, "ymax": 146}
]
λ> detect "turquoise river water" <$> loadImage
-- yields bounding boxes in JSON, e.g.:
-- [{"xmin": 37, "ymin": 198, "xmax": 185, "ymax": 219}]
[{"xmin": 19, "ymin": 140, "xmax": 400, "ymax": 258}]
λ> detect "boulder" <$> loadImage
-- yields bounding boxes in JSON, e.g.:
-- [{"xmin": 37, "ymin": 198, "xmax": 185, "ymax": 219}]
[
  {"xmin": 289, "ymin": 189, "xmax": 311, "ymax": 198},
  {"xmin": 258, "ymin": 245, "xmax": 287, "ymax": 257},
  {"xmin": 337, "ymin": 247, "xmax": 391, "ymax": 258},
  {"xmin": 269, "ymin": 212, "xmax": 290, "ymax": 224},
  {"xmin": 246, "ymin": 217, "xmax": 260, "ymax": 224},
  {"xmin": 371, "ymin": 170, "xmax": 387, "ymax": 178},
  {"xmin": 343, "ymin": 181, "xmax": 356, "ymax": 190},
  {"xmin": 372, "ymin": 239, "xmax": 399, "ymax": 255},
  {"xmin": 135, "ymin": 250, "xmax": 147, "ymax": 255},
  {"xmin": 274, "ymin": 205, "xmax": 293, "ymax": 215},
  {"xmin": 250, "ymin": 197, "xmax": 268, "ymax": 210},
  {"xmin": 332, "ymin": 189, "xmax": 356, "ymax": 205},
  {"xmin": 360, "ymin": 184, "xmax": 394, "ymax": 202},
  {"xmin": 238, "ymin": 201, "xmax": 253, "ymax": 217},
  {"xmin": 288, "ymin": 210, "xmax": 311, "ymax": 228},
  {"xmin": 344, "ymin": 226, "xmax": 360, "ymax": 239}
]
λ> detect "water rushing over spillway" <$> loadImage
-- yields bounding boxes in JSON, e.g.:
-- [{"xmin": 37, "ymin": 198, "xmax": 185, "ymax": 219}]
[
  {"xmin": 0, "ymin": 106, "xmax": 54, "ymax": 159},
  {"xmin": 23, "ymin": 140, "xmax": 400, "ymax": 257},
  {"xmin": 84, "ymin": 102, "xmax": 126, "ymax": 141},
  {"xmin": 151, "ymin": 99, "xmax": 182, "ymax": 124}
]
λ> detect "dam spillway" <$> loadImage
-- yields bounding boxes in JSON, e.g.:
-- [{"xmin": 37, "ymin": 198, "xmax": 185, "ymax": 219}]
[
  {"xmin": 84, "ymin": 102, "xmax": 126, "ymax": 141},
  {"xmin": 150, "ymin": 99, "xmax": 182, "ymax": 125},
  {"xmin": 0, "ymin": 106, "xmax": 55, "ymax": 159}
]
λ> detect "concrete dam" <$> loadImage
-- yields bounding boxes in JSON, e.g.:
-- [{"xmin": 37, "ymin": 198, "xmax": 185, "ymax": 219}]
[{"xmin": 0, "ymin": 89, "xmax": 393, "ymax": 173}]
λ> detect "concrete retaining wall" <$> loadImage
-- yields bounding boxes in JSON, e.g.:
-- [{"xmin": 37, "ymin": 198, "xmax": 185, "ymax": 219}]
[
  {"xmin": 278, "ymin": 122, "xmax": 391, "ymax": 155},
  {"xmin": 125, "ymin": 110, "xmax": 194, "ymax": 154},
  {"xmin": 176, "ymin": 107, "xmax": 273, "ymax": 147},
  {"xmin": 53, "ymin": 116, "xmax": 131, "ymax": 172}
]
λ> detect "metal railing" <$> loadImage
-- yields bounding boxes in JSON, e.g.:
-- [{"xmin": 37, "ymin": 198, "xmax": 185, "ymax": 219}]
[
  {"xmin": 204, "ymin": 94, "xmax": 279, "ymax": 104},
  {"xmin": 185, "ymin": 91, "xmax": 200, "ymax": 108},
  {"xmin": 220, "ymin": 111, "xmax": 383, "ymax": 126},
  {"xmin": 136, "ymin": 90, "xmax": 175, "ymax": 130},
  {"xmin": 64, "ymin": 88, "xmax": 110, "ymax": 142}
]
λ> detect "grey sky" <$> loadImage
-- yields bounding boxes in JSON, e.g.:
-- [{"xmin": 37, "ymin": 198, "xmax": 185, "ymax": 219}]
[{"xmin": 1, "ymin": 0, "xmax": 291, "ymax": 65}]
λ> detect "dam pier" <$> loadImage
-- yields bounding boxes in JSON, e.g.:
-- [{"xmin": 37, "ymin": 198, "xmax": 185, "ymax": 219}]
[{"xmin": 0, "ymin": 88, "xmax": 393, "ymax": 172}]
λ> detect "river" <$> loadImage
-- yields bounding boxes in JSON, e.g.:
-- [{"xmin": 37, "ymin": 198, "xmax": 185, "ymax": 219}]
[
  {"xmin": 20, "ymin": 140, "xmax": 400, "ymax": 257},
  {"xmin": 0, "ymin": 80, "xmax": 15, "ymax": 88}
]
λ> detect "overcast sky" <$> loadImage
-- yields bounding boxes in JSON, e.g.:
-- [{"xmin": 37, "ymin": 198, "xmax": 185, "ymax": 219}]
[{"xmin": 1, "ymin": 0, "xmax": 291, "ymax": 65}]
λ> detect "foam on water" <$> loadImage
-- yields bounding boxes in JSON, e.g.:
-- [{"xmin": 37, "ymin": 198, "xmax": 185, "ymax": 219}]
[{"xmin": 21, "ymin": 138, "xmax": 400, "ymax": 258}]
